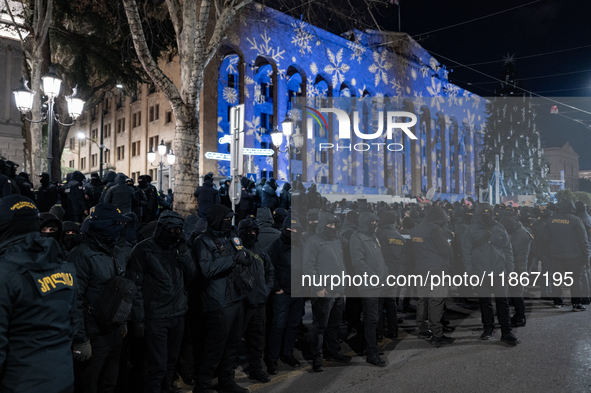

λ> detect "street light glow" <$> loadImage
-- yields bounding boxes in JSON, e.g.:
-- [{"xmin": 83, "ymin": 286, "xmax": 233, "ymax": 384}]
[
  {"xmin": 77, "ymin": 132, "xmax": 85, "ymax": 140},
  {"xmin": 41, "ymin": 66, "xmax": 62, "ymax": 98}
]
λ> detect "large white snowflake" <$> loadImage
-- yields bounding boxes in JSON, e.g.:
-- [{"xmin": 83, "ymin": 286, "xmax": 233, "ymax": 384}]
[
  {"xmin": 464, "ymin": 109, "xmax": 475, "ymax": 130},
  {"xmin": 291, "ymin": 22, "xmax": 314, "ymax": 56},
  {"xmin": 253, "ymin": 84, "xmax": 264, "ymax": 105},
  {"xmin": 288, "ymin": 109, "xmax": 302, "ymax": 121},
  {"xmin": 426, "ymin": 78, "xmax": 444, "ymax": 111},
  {"xmin": 357, "ymin": 84, "xmax": 368, "ymax": 99},
  {"xmin": 323, "ymin": 48, "xmax": 350, "ymax": 89},
  {"xmin": 443, "ymin": 83, "xmax": 461, "ymax": 107},
  {"xmin": 247, "ymin": 30, "xmax": 286, "ymax": 73},
  {"xmin": 223, "ymin": 87, "xmax": 238, "ymax": 104},
  {"xmin": 390, "ymin": 77, "xmax": 403, "ymax": 102},
  {"xmin": 218, "ymin": 162, "xmax": 228, "ymax": 176},
  {"xmin": 347, "ymin": 32, "xmax": 366, "ymax": 63},
  {"xmin": 368, "ymin": 51, "xmax": 392, "ymax": 87},
  {"xmin": 411, "ymin": 68, "xmax": 417, "ymax": 81},
  {"xmin": 245, "ymin": 116, "xmax": 262, "ymax": 142}
]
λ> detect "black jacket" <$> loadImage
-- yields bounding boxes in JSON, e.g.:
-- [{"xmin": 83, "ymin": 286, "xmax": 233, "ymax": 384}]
[
  {"xmin": 350, "ymin": 212, "xmax": 388, "ymax": 295},
  {"xmin": 66, "ymin": 171, "xmax": 88, "ymax": 219},
  {"xmin": 261, "ymin": 183, "xmax": 279, "ymax": 211},
  {"xmin": 15, "ymin": 175, "xmax": 35, "ymax": 200},
  {"xmin": 99, "ymin": 171, "xmax": 118, "ymax": 204},
  {"xmin": 36, "ymin": 182, "xmax": 59, "ymax": 213},
  {"xmin": 377, "ymin": 223, "xmax": 406, "ymax": 276},
  {"xmin": 268, "ymin": 230, "xmax": 302, "ymax": 295},
  {"xmin": 239, "ymin": 177, "xmax": 255, "ymax": 213},
  {"xmin": 410, "ymin": 207, "xmax": 453, "ymax": 275},
  {"xmin": 290, "ymin": 183, "xmax": 307, "ymax": 217},
  {"xmin": 547, "ymin": 199, "xmax": 589, "ymax": 260},
  {"xmin": 501, "ymin": 217, "xmax": 532, "ymax": 273},
  {"xmin": 462, "ymin": 204, "xmax": 513, "ymax": 275},
  {"xmin": 0, "ymin": 233, "xmax": 77, "ymax": 392},
  {"xmin": 191, "ymin": 228, "xmax": 245, "ymax": 312},
  {"xmin": 0, "ymin": 173, "xmax": 13, "ymax": 198},
  {"xmin": 238, "ymin": 220, "xmax": 275, "ymax": 306},
  {"xmin": 306, "ymin": 186, "xmax": 322, "ymax": 210},
  {"xmin": 531, "ymin": 217, "xmax": 550, "ymax": 259},
  {"xmin": 104, "ymin": 175, "xmax": 135, "ymax": 214},
  {"xmin": 255, "ymin": 207, "xmax": 281, "ymax": 252},
  {"xmin": 85, "ymin": 178, "xmax": 103, "ymax": 208},
  {"xmin": 302, "ymin": 212, "xmax": 346, "ymax": 294},
  {"xmin": 66, "ymin": 233, "xmax": 127, "ymax": 342},
  {"xmin": 128, "ymin": 212, "xmax": 196, "ymax": 321},
  {"xmin": 279, "ymin": 183, "xmax": 291, "ymax": 210},
  {"xmin": 194, "ymin": 179, "xmax": 220, "ymax": 217}
]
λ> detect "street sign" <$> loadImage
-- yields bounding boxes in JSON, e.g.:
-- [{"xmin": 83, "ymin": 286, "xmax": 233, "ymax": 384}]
[
  {"xmin": 229, "ymin": 104, "xmax": 245, "ymax": 209},
  {"xmin": 402, "ymin": 184, "xmax": 409, "ymax": 194},
  {"xmin": 205, "ymin": 152, "xmax": 230, "ymax": 161},
  {"xmin": 247, "ymin": 173, "xmax": 257, "ymax": 182},
  {"xmin": 243, "ymin": 148, "xmax": 274, "ymax": 156},
  {"xmin": 218, "ymin": 135, "xmax": 231, "ymax": 144}
]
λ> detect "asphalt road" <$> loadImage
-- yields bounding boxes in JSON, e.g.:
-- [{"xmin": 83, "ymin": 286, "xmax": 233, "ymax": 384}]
[{"xmin": 176, "ymin": 298, "xmax": 591, "ymax": 393}]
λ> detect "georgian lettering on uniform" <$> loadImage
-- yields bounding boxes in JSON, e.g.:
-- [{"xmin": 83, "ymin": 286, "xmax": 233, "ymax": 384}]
[
  {"xmin": 412, "ymin": 237, "xmax": 424, "ymax": 243},
  {"xmin": 36, "ymin": 272, "xmax": 74, "ymax": 294},
  {"xmin": 389, "ymin": 238, "xmax": 404, "ymax": 245},
  {"xmin": 551, "ymin": 219, "xmax": 569, "ymax": 224}
]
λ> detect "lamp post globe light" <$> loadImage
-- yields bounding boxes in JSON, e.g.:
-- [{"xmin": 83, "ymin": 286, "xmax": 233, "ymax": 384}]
[
  {"xmin": 148, "ymin": 140, "xmax": 175, "ymax": 192},
  {"xmin": 12, "ymin": 65, "xmax": 86, "ymax": 179},
  {"xmin": 271, "ymin": 114, "xmax": 301, "ymax": 181}
]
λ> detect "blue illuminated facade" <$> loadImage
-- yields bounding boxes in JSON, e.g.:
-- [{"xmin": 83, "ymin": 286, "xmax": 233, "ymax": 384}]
[{"xmin": 213, "ymin": 4, "xmax": 485, "ymax": 199}]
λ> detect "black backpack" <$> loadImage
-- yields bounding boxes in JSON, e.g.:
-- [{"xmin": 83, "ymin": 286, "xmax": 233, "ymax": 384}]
[{"xmin": 94, "ymin": 259, "xmax": 137, "ymax": 333}]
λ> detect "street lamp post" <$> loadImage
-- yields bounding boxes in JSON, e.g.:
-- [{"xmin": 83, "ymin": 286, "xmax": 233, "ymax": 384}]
[
  {"xmin": 271, "ymin": 114, "xmax": 301, "ymax": 181},
  {"xmin": 12, "ymin": 66, "xmax": 85, "ymax": 179},
  {"xmin": 147, "ymin": 139, "xmax": 175, "ymax": 192},
  {"xmin": 77, "ymin": 131, "xmax": 105, "ymax": 176}
]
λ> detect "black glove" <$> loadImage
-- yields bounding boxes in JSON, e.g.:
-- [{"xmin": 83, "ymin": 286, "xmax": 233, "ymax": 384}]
[
  {"xmin": 135, "ymin": 322, "xmax": 145, "ymax": 338},
  {"xmin": 234, "ymin": 250, "xmax": 251, "ymax": 266},
  {"xmin": 73, "ymin": 341, "xmax": 92, "ymax": 361}
]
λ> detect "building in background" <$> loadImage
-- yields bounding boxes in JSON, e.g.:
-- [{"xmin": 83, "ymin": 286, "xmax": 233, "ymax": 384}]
[
  {"xmin": 62, "ymin": 3, "xmax": 485, "ymax": 199},
  {"xmin": 0, "ymin": 1, "xmax": 26, "ymax": 165},
  {"xmin": 544, "ymin": 142, "xmax": 579, "ymax": 192}
]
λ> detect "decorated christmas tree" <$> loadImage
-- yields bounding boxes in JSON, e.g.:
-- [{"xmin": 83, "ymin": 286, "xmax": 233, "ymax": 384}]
[{"xmin": 479, "ymin": 56, "xmax": 548, "ymax": 198}]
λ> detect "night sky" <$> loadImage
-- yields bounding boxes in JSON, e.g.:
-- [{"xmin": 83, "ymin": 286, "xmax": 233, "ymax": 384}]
[{"xmin": 373, "ymin": 0, "xmax": 591, "ymax": 168}]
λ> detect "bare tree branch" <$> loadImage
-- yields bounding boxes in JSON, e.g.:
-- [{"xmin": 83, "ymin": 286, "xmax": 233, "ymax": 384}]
[{"xmin": 2, "ymin": 0, "xmax": 29, "ymax": 57}]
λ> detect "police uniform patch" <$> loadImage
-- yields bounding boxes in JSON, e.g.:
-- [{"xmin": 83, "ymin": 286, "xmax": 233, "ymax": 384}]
[
  {"xmin": 29, "ymin": 270, "xmax": 74, "ymax": 296},
  {"xmin": 10, "ymin": 200, "xmax": 37, "ymax": 211},
  {"xmin": 232, "ymin": 237, "xmax": 243, "ymax": 250}
]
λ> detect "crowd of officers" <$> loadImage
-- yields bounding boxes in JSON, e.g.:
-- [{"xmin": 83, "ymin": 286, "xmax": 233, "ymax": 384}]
[{"xmin": 1, "ymin": 163, "xmax": 590, "ymax": 393}]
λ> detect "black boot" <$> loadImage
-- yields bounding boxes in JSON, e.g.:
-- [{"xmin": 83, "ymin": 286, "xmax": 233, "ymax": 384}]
[{"xmin": 312, "ymin": 356, "xmax": 324, "ymax": 372}]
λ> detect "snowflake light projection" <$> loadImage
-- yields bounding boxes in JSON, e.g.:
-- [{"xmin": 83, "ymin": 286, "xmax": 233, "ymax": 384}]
[
  {"xmin": 323, "ymin": 48, "xmax": 350, "ymax": 88},
  {"xmin": 291, "ymin": 21, "xmax": 314, "ymax": 56},
  {"xmin": 347, "ymin": 32, "xmax": 366, "ymax": 63},
  {"xmin": 368, "ymin": 50, "xmax": 392, "ymax": 87},
  {"xmin": 223, "ymin": 87, "xmax": 238, "ymax": 104},
  {"xmin": 247, "ymin": 30, "xmax": 286, "ymax": 74}
]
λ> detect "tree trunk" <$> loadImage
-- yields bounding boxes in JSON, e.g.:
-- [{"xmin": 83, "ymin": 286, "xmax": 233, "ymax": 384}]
[
  {"xmin": 29, "ymin": 57, "xmax": 44, "ymax": 181},
  {"xmin": 172, "ymin": 105, "xmax": 199, "ymax": 216}
]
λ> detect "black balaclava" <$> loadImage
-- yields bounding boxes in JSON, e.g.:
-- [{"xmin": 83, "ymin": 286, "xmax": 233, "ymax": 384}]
[
  {"xmin": 324, "ymin": 225, "xmax": 337, "ymax": 238},
  {"xmin": 5, "ymin": 161, "xmax": 18, "ymax": 178},
  {"xmin": 0, "ymin": 195, "xmax": 40, "ymax": 245},
  {"xmin": 206, "ymin": 204, "xmax": 233, "ymax": 234},
  {"xmin": 39, "ymin": 212, "xmax": 62, "ymax": 241},
  {"xmin": 238, "ymin": 218, "xmax": 259, "ymax": 249},
  {"xmin": 87, "ymin": 219, "xmax": 123, "ymax": 245},
  {"xmin": 476, "ymin": 203, "xmax": 495, "ymax": 227},
  {"xmin": 154, "ymin": 212, "xmax": 184, "ymax": 249},
  {"xmin": 40, "ymin": 172, "xmax": 50, "ymax": 188},
  {"xmin": 62, "ymin": 221, "xmax": 81, "ymax": 251}
]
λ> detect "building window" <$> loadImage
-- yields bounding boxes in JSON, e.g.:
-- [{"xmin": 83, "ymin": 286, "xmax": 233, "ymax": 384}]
[
  {"xmin": 167, "ymin": 52, "xmax": 174, "ymax": 63},
  {"xmin": 165, "ymin": 111, "xmax": 172, "ymax": 124},
  {"xmin": 117, "ymin": 146, "xmax": 125, "ymax": 161},
  {"xmin": 149, "ymin": 169, "xmax": 157, "ymax": 182},
  {"xmin": 132, "ymin": 141, "xmax": 141, "ymax": 157},
  {"xmin": 69, "ymin": 160, "xmax": 74, "ymax": 168},
  {"xmin": 69, "ymin": 137, "xmax": 75, "ymax": 149},
  {"xmin": 104, "ymin": 124, "xmax": 111, "ymax": 138},
  {"xmin": 80, "ymin": 157, "xmax": 86, "ymax": 170},
  {"xmin": 131, "ymin": 171, "xmax": 141, "ymax": 182},
  {"xmin": 149, "ymin": 135, "xmax": 160, "ymax": 151},
  {"xmin": 148, "ymin": 84, "xmax": 156, "ymax": 95},
  {"xmin": 165, "ymin": 141, "xmax": 172, "ymax": 154},
  {"xmin": 117, "ymin": 118, "xmax": 126, "ymax": 133},
  {"xmin": 104, "ymin": 149, "xmax": 111, "ymax": 163},
  {"xmin": 91, "ymin": 129, "xmax": 98, "ymax": 141},
  {"xmin": 132, "ymin": 112, "xmax": 141, "ymax": 128},
  {"xmin": 80, "ymin": 138, "xmax": 86, "ymax": 147},
  {"xmin": 91, "ymin": 154, "xmax": 97, "ymax": 167},
  {"xmin": 149, "ymin": 105, "xmax": 160, "ymax": 122}
]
